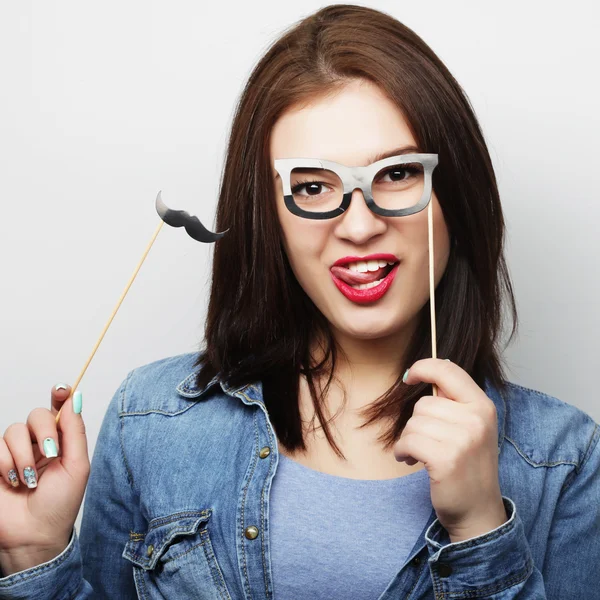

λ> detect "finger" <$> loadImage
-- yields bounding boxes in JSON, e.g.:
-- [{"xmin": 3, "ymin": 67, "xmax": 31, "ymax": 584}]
[
  {"xmin": 26, "ymin": 407, "xmax": 60, "ymax": 458},
  {"xmin": 0, "ymin": 437, "xmax": 20, "ymax": 488},
  {"xmin": 402, "ymin": 415, "xmax": 462, "ymax": 445},
  {"xmin": 412, "ymin": 395, "xmax": 468, "ymax": 424},
  {"xmin": 394, "ymin": 431, "xmax": 445, "ymax": 470},
  {"xmin": 3, "ymin": 423, "xmax": 38, "ymax": 488},
  {"xmin": 56, "ymin": 391, "xmax": 89, "ymax": 476},
  {"xmin": 51, "ymin": 383, "xmax": 72, "ymax": 416},
  {"xmin": 404, "ymin": 358, "xmax": 481, "ymax": 404}
]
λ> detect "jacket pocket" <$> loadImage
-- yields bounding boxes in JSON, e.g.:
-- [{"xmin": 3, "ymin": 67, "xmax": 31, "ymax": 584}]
[{"xmin": 123, "ymin": 509, "xmax": 232, "ymax": 600}]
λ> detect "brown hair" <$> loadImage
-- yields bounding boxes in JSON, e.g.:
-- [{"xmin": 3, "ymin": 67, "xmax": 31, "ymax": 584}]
[{"xmin": 194, "ymin": 4, "xmax": 518, "ymax": 458}]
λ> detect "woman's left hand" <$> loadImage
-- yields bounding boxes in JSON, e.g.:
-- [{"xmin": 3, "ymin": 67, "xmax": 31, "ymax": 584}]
[{"xmin": 393, "ymin": 358, "xmax": 508, "ymax": 543}]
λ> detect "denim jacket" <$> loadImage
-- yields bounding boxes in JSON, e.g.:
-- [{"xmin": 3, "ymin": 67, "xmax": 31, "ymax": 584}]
[{"xmin": 1, "ymin": 351, "xmax": 599, "ymax": 599}]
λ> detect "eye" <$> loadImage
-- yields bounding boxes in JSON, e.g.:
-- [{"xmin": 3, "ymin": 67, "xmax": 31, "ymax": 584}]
[
  {"xmin": 375, "ymin": 163, "xmax": 424, "ymax": 184},
  {"xmin": 291, "ymin": 180, "xmax": 333, "ymax": 197}
]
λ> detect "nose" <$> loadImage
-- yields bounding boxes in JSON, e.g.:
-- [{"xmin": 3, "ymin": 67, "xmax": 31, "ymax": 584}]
[{"xmin": 332, "ymin": 187, "xmax": 387, "ymax": 245}]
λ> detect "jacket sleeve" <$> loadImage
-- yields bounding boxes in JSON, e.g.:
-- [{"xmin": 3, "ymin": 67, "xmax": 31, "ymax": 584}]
[
  {"xmin": 0, "ymin": 373, "xmax": 139, "ymax": 599},
  {"xmin": 539, "ymin": 422, "xmax": 600, "ymax": 599},
  {"xmin": 423, "ymin": 422, "xmax": 600, "ymax": 599}
]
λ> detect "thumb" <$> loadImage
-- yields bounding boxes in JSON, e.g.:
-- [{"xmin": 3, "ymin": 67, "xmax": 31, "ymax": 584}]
[{"xmin": 56, "ymin": 390, "xmax": 89, "ymax": 473}]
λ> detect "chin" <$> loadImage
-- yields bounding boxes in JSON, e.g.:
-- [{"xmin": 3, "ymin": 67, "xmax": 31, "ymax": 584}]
[{"xmin": 331, "ymin": 314, "xmax": 403, "ymax": 340}]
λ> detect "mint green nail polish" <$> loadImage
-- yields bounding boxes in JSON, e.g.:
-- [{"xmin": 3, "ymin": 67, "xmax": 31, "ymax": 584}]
[
  {"xmin": 43, "ymin": 437, "xmax": 58, "ymax": 458},
  {"xmin": 73, "ymin": 390, "xmax": 82, "ymax": 414},
  {"xmin": 402, "ymin": 368, "xmax": 410, "ymax": 383}
]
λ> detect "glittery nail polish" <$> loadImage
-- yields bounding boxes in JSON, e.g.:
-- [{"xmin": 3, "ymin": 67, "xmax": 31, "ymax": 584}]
[
  {"xmin": 7, "ymin": 469, "xmax": 19, "ymax": 487},
  {"xmin": 23, "ymin": 466, "xmax": 37, "ymax": 489}
]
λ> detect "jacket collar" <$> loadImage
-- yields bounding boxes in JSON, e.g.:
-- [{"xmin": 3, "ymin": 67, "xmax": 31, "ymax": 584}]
[
  {"xmin": 175, "ymin": 367, "xmax": 506, "ymax": 452},
  {"xmin": 175, "ymin": 367, "xmax": 265, "ymax": 406}
]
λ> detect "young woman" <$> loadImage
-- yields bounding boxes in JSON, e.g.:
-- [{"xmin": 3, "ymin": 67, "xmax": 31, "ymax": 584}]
[{"xmin": 1, "ymin": 5, "xmax": 598, "ymax": 599}]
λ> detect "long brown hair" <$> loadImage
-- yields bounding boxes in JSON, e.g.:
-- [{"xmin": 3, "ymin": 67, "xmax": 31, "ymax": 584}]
[{"xmin": 194, "ymin": 4, "xmax": 518, "ymax": 458}]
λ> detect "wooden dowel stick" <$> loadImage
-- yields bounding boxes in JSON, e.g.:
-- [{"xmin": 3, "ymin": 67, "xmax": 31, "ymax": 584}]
[
  {"xmin": 427, "ymin": 200, "xmax": 438, "ymax": 397},
  {"xmin": 55, "ymin": 219, "xmax": 165, "ymax": 424}
]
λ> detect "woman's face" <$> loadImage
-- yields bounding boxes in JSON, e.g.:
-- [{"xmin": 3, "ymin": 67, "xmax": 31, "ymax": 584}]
[{"xmin": 270, "ymin": 78, "xmax": 451, "ymax": 348}]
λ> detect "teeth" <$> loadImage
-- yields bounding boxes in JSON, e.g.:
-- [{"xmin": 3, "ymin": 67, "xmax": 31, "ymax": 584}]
[
  {"xmin": 344, "ymin": 259, "xmax": 396, "ymax": 271},
  {"xmin": 350, "ymin": 277, "xmax": 385, "ymax": 290}
]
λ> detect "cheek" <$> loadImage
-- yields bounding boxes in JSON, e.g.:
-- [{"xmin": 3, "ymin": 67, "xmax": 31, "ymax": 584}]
[
  {"xmin": 277, "ymin": 212, "xmax": 330, "ymax": 279},
  {"xmin": 396, "ymin": 196, "xmax": 450, "ymax": 281}
]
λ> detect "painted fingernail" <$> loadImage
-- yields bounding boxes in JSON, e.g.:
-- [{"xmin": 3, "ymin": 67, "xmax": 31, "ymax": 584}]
[
  {"xmin": 23, "ymin": 466, "xmax": 37, "ymax": 489},
  {"xmin": 43, "ymin": 437, "xmax": 58, "ymax": 458},
  {"xmin": 73, "ymin": 390, "xmax": 82, "ymax": 414},
  {"xmin": 54, "ymin": 383, "xmax": 69, "ymax": 391},
  {"xmin": 402, "ymin": 368, "xmax": 410, "ymax": 383},
  {"xmin": 8, "ymin": 469, "xmax": 19, "ymax": 487}
]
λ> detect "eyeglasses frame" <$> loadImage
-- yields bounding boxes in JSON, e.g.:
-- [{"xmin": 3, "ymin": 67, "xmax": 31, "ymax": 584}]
[{"xmin": 273, "ymin": 152, "xmax": 439, "ymax": 220}]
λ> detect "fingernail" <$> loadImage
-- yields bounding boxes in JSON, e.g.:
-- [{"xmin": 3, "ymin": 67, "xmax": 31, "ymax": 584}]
[
  {"xmin": 402, "ymin": 368, "xmax": 410, "ymax": 384},
  {"xmin": 55, "ymin": 383, "xmax": 69, "ymax": 391},
  {"xmin": 73, "ymin": 390, "xmax": 82, "ymax": 414},
  {"xmin": 444, "ymin": 359, "xmax": 451, "ymax": 362},
  {"xmin": 8, "ymin": 469, "xmax": 19, "ymax": 487},
  {"xmin": 43, "ymin": 437, "xmax": 58, "ymax": 458},
  {"xmin": 23, "ymin": 466, "xmax": 37, "ymax": 489}
]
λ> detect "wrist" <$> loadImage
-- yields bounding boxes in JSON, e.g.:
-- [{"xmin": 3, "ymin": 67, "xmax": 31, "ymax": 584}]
[
  {"xmin": 0, "ymin": 537, "xmax": 70, "ymax": 577},
  {"xmin": 448, "ymin": 501, "xmax": 509, "ymax": 544}
]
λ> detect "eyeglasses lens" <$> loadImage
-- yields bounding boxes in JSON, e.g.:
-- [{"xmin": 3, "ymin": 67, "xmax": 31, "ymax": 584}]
[{"xmin": 289, "ymin": 161, "xmax": 425, "ymax": 214}]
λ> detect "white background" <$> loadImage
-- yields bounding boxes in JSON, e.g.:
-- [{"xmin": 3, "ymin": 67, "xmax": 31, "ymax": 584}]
[{"xmin": 1, "ymin": 1, "xmax": 598, "ymax": 529}]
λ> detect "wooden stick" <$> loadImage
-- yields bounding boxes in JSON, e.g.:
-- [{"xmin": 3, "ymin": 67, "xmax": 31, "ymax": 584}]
[
  {"xmin": 428, "ymin": 200, "xmax": 438, "ymax": 397},
  {"xmin": 55, "ymin": 219, "xmax": 165, "ymax": 424}
]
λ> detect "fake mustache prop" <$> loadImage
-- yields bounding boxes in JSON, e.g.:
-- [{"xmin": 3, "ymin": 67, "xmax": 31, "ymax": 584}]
[
  {"xmin": 55, "ymin": 191, "xmax": 227, "ymax": 425},
  {"xmin": 155, "ymin": 190, "xmax": 228, "ymax": 242}
]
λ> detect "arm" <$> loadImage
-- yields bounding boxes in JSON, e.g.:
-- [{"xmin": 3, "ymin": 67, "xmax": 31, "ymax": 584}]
[
  {"xmin": 539, "ymin": 422, "xmax": 600, "ymax": 598},
  {"xmin": 424, "ymin": 423, "xmax": 600, "ymax": 598},
  {"xmin": 0, "ymin": 374, "xmax": 138, "ymax": 599}
]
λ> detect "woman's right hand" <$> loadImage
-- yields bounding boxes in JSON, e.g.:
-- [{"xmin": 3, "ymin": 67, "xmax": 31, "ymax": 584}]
[{"xmin": 0, "ymin": 384, "xmax": 90, "ymax": 576}]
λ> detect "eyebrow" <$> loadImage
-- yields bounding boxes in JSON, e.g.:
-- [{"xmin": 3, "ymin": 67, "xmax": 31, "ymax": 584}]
[{"xmin": 366, "ymin": 145, "xmax": 420, "ymax": 164}]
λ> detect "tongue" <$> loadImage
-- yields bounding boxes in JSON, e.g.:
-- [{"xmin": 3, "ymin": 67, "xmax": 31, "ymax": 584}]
[{"xmin": 331, "ymin": 265, "xmax": 389, "ymax": 285}]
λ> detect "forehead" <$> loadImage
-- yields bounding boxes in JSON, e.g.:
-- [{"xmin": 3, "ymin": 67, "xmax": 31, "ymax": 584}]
[{"xmin": 270, "ymin": 79, "xmax": 416, "ymax": 167}]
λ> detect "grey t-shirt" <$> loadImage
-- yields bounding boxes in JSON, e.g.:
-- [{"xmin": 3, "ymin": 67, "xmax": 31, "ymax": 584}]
[{"xmin": 270, "ymin": 452, "xmax": 433, "ymax": 599}]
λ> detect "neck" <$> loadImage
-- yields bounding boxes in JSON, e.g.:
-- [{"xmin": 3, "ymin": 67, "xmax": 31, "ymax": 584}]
[{"xmin": 307, "ymin": 320, "xmax": 417, "ymax": 413}]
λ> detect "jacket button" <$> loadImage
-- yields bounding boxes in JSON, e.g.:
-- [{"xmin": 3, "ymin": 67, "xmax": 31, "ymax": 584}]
[
  {"xmin": 438, "ymin": 563, "xmax": 452, "ymax": 577},
  {"xmin": 244, "ymin": 526, "xmax": 259, "ymax": 539},
  {"xmin": 147, "ymin": 544, "xmax": 154, "ymax": 557},
  {"xmin": 259, "ymin": 446, "xmax": 271, "ymax": 458}
]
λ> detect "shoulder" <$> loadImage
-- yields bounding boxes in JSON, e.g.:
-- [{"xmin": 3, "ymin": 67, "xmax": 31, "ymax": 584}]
[
  {"xmin": 118, "ymin": 351, "xmax": 210, "ymax": 415},
  {"xmin": 499, "ymin": 380, "xmax": 599, "ymax": 469}
]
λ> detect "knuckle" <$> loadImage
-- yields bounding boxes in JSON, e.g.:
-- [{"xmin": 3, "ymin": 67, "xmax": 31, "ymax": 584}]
[
  {"xmin": 402, "ymin": 419, "xmax": 415, "ymax": 434},
  {"xmin": 467, "ymin": 413, "xmax": 487, "ymax": 436},
  {"xmin": 414, "ymin": 396, "xmax": 434, "ymax": 414},
  {"xmin": 3, "ymin": 422, "xmax": 26, "ymax": 439},
  {"xmin": 399, "ymin": 431, "xmax": 415, "ymax": 446},
  {"xmin": 485, "ymin": 402, "xmax": 498, "ymax": 422},
  {"xmin": 446, "ymin": 447, "xmax": 462, "ymax": 470},
  {"xmin": 27, "ymin": 407, "xmax": 51, "ymax": 425}
]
